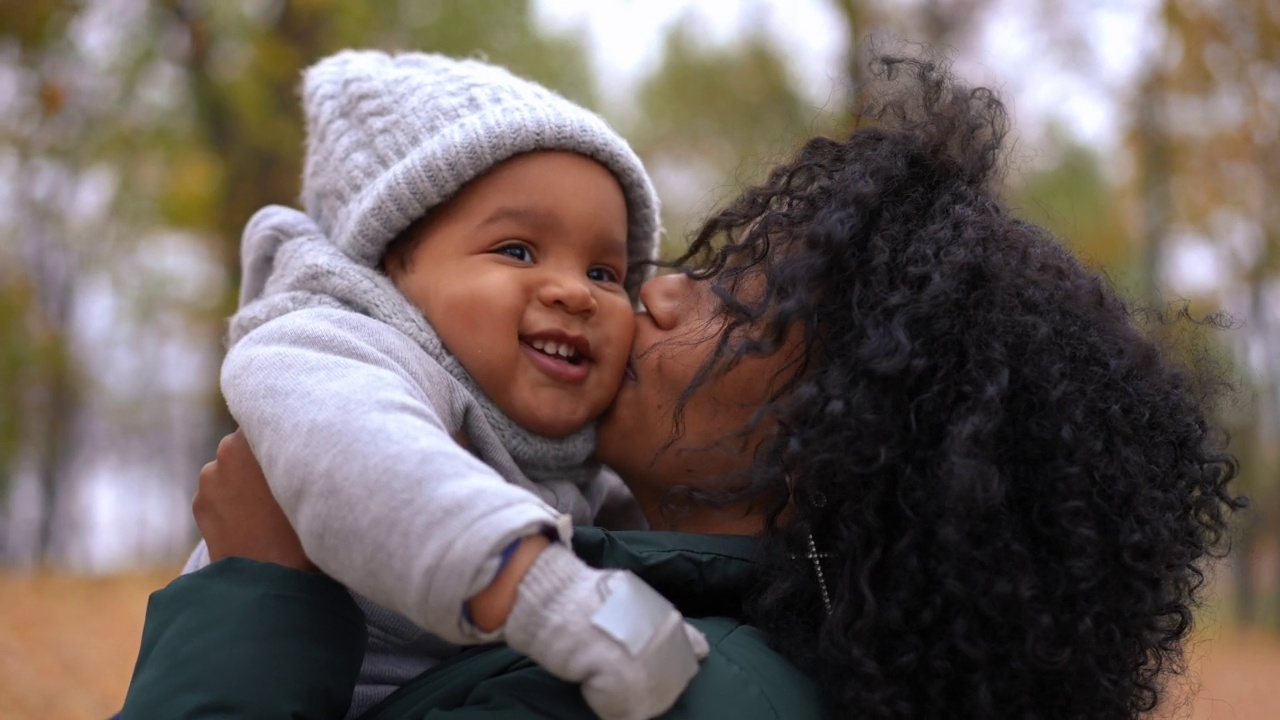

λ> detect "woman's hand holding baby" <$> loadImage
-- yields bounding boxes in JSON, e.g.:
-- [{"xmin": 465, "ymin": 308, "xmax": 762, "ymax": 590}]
[{"xmin": 193, "ymin": 428, "xmax": 318, "ymax": 572}]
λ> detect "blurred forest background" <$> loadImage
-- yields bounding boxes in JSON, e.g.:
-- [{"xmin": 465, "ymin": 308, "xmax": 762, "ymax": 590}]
[{"xmin": 1, "ymin": 0, "xmax": 1279, "ymax": 632}]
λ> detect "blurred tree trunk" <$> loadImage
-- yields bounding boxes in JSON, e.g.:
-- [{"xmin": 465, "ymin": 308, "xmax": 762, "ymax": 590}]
[
  {"xmin": 17, "ymin": 222, "xmax": 80, "ymax": 563},
  {"xmin": 831, "ymin": 0, "xmax": 872, "ymax": 91},
  {"xmin": 163, "ymin": 0, "xmax": 320, "ymax": 455},
  {"xmin": 1257, "ymin": 196, "xmax": 1280, "ymax": 631},
  {"xmin": 15, "ymin": 141, "xmax": 82, "ymax": 563},
  {"xmin": 829, "ymin": 0, "xmax": 980, "ymax": 102},
  {"xmin": 919, "ymin": 0, "xmax": 980, "ymax": 50},
  {"xmin": 1135, "ymin": 70, "xmax": 1171, "ymax": 308},
  {"xmin": 1232, "ymin": 433, "xmax": 1259, "ymax": 625},
  {"xmin": 1254, "ymin": 58, "xmax": 1280, "ymax": 639}
]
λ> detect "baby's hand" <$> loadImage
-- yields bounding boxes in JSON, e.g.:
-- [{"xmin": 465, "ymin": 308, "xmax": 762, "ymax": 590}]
[{"xmin": 502, "ymin": 543, "xmax": 708, "ymax": 720}]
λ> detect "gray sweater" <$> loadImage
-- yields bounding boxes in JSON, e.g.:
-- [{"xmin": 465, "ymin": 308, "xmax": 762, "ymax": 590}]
[{"xmin": 192, "ymin": 206, "xmax": 642, "ymax": 716}]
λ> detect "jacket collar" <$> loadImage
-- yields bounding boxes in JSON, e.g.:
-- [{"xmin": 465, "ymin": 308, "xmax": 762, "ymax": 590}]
[{"xmin": 572, "ymin": 527, "xmax": 759, "ymax": 619}]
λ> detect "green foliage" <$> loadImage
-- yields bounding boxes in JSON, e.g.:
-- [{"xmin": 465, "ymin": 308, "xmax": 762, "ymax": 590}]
[
  {"xmin": 637, "ymin": 25, "xmax": 813, "ymax": 155},
  {"xmin": 633, "ymin": 19, "xmax": 841, "ymax": 253},
  {"xmin": 1008, "ymin": 136, "xmax": 1134, "ymax": 281},
  {"xmin": 0, "ymin": 0, "xmax": 73, "ymax": 52}
]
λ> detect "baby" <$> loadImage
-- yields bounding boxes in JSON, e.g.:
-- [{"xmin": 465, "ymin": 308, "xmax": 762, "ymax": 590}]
[{"xmin": 186, "ymin": 50, "xmax": 704, "ymax": 720}]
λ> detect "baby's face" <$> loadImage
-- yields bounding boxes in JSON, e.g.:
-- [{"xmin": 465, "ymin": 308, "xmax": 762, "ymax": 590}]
[{"xmin": 386, "ymin": 151, "xmax": 635, "ymax": 439}]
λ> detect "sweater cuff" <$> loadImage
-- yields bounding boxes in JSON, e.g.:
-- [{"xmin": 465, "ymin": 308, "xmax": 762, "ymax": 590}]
[
  {"xmin": 516, "ymin": 542, "xmax": 581, "ymax": 602},
  {"xmin": 503, "ymin": 542, "xmax": 584, "ymax": 646}
]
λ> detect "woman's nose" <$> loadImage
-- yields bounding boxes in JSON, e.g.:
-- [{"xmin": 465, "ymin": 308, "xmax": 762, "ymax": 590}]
[
  {"xmin": 538, "ymin": 273, "xmax": 597, "ymax": 316},
  {"xmin": 638, "ymin": 273, "xmax": 689, "ymax": 330}
]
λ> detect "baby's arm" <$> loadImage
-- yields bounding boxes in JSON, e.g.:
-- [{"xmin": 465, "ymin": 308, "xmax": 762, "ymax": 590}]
[
  {"xmin": 222, "ymin": 307, "xmax": 560, "ymax": 644},
  {"xmin": 224, "ymin": 307, "xmax": 707, "ymax": 719}
]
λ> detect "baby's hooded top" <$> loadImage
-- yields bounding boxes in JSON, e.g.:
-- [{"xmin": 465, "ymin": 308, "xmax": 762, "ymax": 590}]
[{"xmin": 207, "ymin": 50, "xmax": 660, "ymax": 715}]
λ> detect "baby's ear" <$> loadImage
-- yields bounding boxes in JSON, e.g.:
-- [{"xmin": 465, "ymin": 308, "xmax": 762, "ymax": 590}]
[{"xmin": 451, "ymin": 430, "xmax": 478, "ymax": 457}]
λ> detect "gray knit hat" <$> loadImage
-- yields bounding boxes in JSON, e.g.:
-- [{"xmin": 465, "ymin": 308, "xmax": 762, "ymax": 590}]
[{"xmin": 300, "ymin": 50, "xmax": 660, "ymax": 295}]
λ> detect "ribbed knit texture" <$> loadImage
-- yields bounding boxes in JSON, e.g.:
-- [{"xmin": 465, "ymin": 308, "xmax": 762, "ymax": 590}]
[{"xmin": 300, "ymin": 49, "xmax": 660, "ymax": 296}]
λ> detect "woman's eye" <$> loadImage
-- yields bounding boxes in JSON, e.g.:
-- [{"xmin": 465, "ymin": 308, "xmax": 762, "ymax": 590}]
[
  {"xmin": 495, "ymin": 244, "xmax": 533, "ymax": 263},
  {"xmin": 587, "ymin": 266, "xmax": 621, "ymax": 284}
]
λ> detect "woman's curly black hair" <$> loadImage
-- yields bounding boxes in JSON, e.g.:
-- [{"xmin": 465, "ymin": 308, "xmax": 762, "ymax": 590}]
[{"xmin": 671, "ymin": 55, "xmax": 1245, "ymax": 719}]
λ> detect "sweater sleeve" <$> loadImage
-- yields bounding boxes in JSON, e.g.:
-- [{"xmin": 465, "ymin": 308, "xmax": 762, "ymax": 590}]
[
  {"xmin": 221, "ymin": 307, "xmax": 563, "ymax": 644},
  {"xmin": 120, "ymin": 558, "xmax": 366, "ymax": 720}
]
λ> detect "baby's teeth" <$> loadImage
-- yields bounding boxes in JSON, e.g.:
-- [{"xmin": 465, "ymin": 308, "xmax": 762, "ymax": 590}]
[{"xmin": 529, "ymin": 339, "xmax": 578, "ymax": 359}]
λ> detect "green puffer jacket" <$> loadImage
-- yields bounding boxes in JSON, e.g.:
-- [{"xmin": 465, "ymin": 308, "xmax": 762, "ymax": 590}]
[{"xmin": 121, "ymin": 528, "xmax": 824, "ymax": 720}]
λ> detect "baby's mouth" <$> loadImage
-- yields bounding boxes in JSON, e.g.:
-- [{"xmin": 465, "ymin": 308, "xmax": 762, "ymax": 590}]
[{"xmin": 528, "ymin": 337, "xmax": 585, "ymax": 366}]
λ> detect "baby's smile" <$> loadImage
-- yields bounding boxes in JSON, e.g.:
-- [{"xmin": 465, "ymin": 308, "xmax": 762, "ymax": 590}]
[
  {"xmin": 520, "ymin": 331, "xmax": 592, "ymax": 383},
  {"xmin": 525, "ymin": 335, "xmax": 588, "ymax": 366}
]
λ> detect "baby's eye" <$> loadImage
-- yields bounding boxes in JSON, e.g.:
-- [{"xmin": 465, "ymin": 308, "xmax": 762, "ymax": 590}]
[
  {"xmin": 587, "ymin": 266, "xmax": 621, "ymax": 284},
  {"xmin": 494, "ymin": 244, "xmax": 533, "ymax": 263}
]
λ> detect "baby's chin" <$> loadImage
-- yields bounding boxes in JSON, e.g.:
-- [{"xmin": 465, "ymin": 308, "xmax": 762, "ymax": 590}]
[
  {"xmin": 510, "ymin": 408, "xmax": 600, "ymax": 441},
  {"xmin": 501, "ymin": 386, "xmax": 619, "ymax": 440}
]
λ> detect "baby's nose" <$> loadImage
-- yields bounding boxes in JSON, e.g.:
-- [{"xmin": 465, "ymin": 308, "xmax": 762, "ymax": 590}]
[{"xmin": 539, "ymin": 274, "xmax": 597, "ymax": 315}]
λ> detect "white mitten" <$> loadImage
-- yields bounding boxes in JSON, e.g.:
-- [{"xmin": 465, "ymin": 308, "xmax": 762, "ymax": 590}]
[{"xmin": 503, "ymin": 542, "xmax": 710, "ymax": 720}]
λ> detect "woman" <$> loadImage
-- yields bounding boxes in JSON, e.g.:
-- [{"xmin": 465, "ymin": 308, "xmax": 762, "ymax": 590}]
[{"xmin": 122, "ymin": 56, "xmax": 1242, "ymax": 719}]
